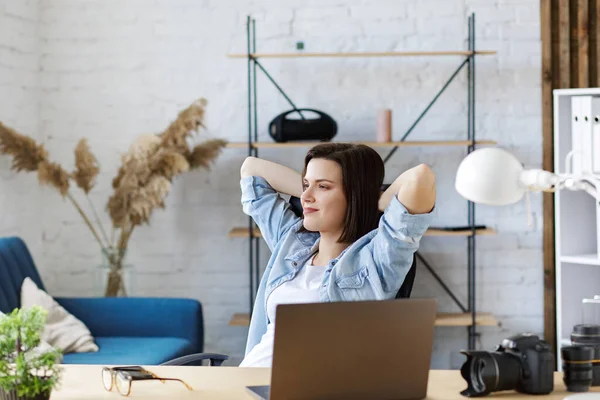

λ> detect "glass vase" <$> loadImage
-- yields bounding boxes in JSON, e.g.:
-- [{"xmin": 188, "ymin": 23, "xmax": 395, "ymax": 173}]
[{"xmin": 95, "ymin": 247, "xmax": 134, "ymax": 297}]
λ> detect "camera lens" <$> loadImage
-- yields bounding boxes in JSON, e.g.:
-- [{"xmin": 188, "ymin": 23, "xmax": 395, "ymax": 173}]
[
  {"xmin": 460, "ymin": 350, "xmax": 521, "ymax": 396},
  {"xmin": 571, "ymin": 324, "xmax": 600, "ymax": 386},
  {"xmin": 562, "ymin": 345, "xmax": 593, "ymax": 393}
]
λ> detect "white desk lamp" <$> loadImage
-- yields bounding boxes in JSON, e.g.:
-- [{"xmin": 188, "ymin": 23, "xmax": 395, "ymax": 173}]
[{"xmin": 455, "ymin": 147, "xmax": 600, "ymax": 206}]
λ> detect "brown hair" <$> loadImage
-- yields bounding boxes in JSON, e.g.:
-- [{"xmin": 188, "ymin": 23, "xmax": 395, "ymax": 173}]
[{"xmin": 299, "ymin": 143, "xmax": 384, "ymax": 243}]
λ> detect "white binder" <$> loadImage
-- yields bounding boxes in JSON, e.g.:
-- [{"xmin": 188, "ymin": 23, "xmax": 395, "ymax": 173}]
[
  {"xmin": 592, "ymin": 96, "xmax": 600, "ymax": 174},
  {"xmin": 571, "ymin": 96, "xmax": 583, "ymax": 175},
  {"xmin": 579, "ymin": 96, "xmax": 595, "ymax": 174}
]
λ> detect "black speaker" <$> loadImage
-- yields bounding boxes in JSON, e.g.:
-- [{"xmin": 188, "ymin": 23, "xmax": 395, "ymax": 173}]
[{"xmin": 269, "ymin": 109, "xmax": 337, "ymax": 143}]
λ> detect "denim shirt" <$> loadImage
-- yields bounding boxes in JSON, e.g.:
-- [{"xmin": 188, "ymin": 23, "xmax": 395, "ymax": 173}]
[{"xmin": 240, "ymin": 176, "xmax": 433, "ymax": 356}]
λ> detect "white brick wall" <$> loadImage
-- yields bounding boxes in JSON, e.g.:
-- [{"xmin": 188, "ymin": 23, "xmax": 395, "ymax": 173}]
[
  {"xmin": 0, "ymin": 0, "xmax": 542, "ymax": 368},
  {"xmin": 0, "ymin": 0, "xmax": 42, "ymax": 260}
]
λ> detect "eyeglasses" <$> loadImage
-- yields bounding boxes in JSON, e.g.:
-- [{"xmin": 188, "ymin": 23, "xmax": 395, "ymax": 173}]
[{"xmin": 101, "ymin": 366, "xmax": 193, "ymax": 396}]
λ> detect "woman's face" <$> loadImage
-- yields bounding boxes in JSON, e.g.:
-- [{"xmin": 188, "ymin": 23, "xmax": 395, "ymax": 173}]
[{"xmin": 301, "ymin": 158, "xmax": 347, "ymax": 236}]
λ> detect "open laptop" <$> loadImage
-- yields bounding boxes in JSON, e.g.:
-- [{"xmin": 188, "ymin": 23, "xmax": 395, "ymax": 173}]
[{"xmin": 246, "ymin": 298, "xmax": 437, "ymax": 400}]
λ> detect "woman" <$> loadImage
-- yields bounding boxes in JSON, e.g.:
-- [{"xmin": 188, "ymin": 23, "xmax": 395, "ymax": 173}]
[{"xmin": 238, "ymin": 143, "xmax": 436, "ymax": 367}]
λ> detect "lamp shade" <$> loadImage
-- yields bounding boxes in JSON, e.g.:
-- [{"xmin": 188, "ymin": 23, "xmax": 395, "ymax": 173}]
[{"xmin": 455, "ymin": 147, "xmax": 525, "ymax": 206}]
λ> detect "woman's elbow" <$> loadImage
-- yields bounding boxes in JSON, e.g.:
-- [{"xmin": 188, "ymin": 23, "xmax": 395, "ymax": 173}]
[
  {"xmin": 398, "ymin": 164, "xmax": 436, "ymax": 214},
  {"xmin": 240, "ymin": 156, "xmax": 257, "ymax": 178},
  {"xmin": 413, "ymin": 164, "xmax": 435, "ymax": 186},
  {"xmin": 415, "ymin": 164, "xmax": 436, "ymax": 212}
]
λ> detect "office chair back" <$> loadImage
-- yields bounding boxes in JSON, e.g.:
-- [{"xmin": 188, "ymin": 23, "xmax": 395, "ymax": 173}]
[{"xmin": 395, "ymin": 257, "xmax": 416, "ymax": 298}]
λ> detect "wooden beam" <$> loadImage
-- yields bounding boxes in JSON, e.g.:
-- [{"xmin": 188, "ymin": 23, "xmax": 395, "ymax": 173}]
[
  {"xmin": 541, "ymin": 0, "xmax": 557, "ymax": 361},
  {"xmin": 571, "ymin": 0, "xmax": 590, "ymax": 87},
  {"xmin": 553, "ymin": 0, "xmax": 570, "ymax": 88},
  {"xmin": 590, "ymin": 0, "xmax": 600, "ymax": 86}
]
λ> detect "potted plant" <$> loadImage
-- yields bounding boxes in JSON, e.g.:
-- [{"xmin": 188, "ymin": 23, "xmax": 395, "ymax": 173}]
[
  {"xmin": 0, "ymin": 306, "xmax": 62, "ymax": 400},
  {"xmin": 0, "ymin": 98, "xmax": 227, "ymax": 296}
]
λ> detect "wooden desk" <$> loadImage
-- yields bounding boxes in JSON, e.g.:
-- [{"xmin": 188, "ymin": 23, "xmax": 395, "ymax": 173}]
[{"xmin": 52, "ymin": 365, "xmax": 599, "ymax": 399}]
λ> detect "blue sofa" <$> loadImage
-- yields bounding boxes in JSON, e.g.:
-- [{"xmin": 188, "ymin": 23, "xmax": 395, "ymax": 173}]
[{"xmin": 0, "ymin": 236, "xmax": 205, "ymax": 365}]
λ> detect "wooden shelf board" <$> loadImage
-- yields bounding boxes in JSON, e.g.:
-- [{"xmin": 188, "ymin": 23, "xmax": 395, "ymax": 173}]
[
  {"xmin": 434, "ymin": 312, "xmax": 499, "ymax": 327},
  {"xmin": 225, "ymin": 142, "xmax": 249, "ymax": 149},
  {"xmin": 226, "ymin": 140, "xmax": 496, "ymax": 149},
  {"xmin": 228, "ymin": 227, "xmax": 496, "ymax": 239},
  {"xmin": 560, "ymin": 254, "xmax": 600, "ymax": 266},
  {"xmin": 229, "ymin": 313, "xmax": 251, "ymax": 326},
  {"xmin": 229, "ymin": 227, "xmax": 262, "ymax": 238},
  {"xmin": 426, "ymin": 227, "xmax": 496, "ymax": 236},
  {"xmin": 229, "ymin": 312, "xmax": 498, "ymax": 327},
  {"xmin": 227, "ymin": 50, "xmax": 497, "ymax": 59}
]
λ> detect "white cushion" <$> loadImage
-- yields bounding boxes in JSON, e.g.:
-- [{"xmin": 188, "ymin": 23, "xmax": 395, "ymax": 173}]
[{"xmin": 20, "ymin": 277, "xmax": 99, "ymax": 354}]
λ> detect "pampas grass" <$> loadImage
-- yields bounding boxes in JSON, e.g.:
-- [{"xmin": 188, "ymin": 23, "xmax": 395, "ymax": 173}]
[
  {"xmin": 73, "ymin": 138, "xmax": 100, "ymax": 194},
  {"xmin": 160, "ymin": 98, "xmax": 207, "ymax": 151},
  {"xmin": 38, "ymin": 161, "xmax": 70, "ymax": 197},
  {"xmin": 0, "ymin": 98, "xmax": 227, "ymax": 296},
  {"xmin": 151, "ymin": 150, "xmax": 190, "ymax": 180},
  {"xmin": 0, "ymin": 122, "xmax": 48, "ymax": 172},
  {"xmin": 188, "ymin": 139, "xmax": 228, "ymax": 169}
]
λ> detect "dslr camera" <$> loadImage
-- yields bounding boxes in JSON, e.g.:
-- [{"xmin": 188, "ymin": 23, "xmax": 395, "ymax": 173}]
[{"xmin": 460, "ymin": 333, "xmax": 554, "ymax": 397}]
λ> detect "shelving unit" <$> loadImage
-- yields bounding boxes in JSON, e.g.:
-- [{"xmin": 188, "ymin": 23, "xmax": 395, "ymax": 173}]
[
  {"xmin": 228, "ymin": 13, "xmax": 499, "ymax": 349},
  {"xmin": 553, "ymin": 88, "xmax": 600, "ymax": 371}
]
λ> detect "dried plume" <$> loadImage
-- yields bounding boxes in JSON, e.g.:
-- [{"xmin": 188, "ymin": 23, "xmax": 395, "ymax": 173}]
[
  {"xmin": 128, "ymin": 176, "xmax": 171, "ymax": 226},
  {"xmin": 160, "ymin": 98, "xmax": 207, "ymax": 151},
  {"xmin": 0, "ymin": 122, "xmax": 48, "ymax": 172},
  {"xmin": 106, "ymin": 186, "xmax": 131, "ymax": 229},
  {"xmin": 151, "ymin": 150, "xmax": 190, "ymax": 181},
  {"xmin": 187, "ymin": 139, "xmax": 228, "ymax": 170},
  {"xmin": 38, "ymin": 160, "xmax": 70, "ymax": 197},
  {"xmin": 124, "ymin": 134, "xmax": 162, "ymax": 162},
  {"xmin": 73, "ymin": 138, "xmax": 100, "ymax": 194}
]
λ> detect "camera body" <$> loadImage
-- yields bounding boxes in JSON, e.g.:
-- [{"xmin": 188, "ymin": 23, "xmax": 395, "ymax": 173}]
[
  {"xmin": 460, "ymin": 333, "xmax": 554, "ymax": 397},
  {"xmin": 496, "ymin": 334, "xmax": 554, "ymax": 395}
]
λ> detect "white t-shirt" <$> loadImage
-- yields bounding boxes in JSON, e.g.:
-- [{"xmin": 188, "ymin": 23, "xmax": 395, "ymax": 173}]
[{"xmin": 239, "ymin": 256, "xmax": 325, "ymax": 367}]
